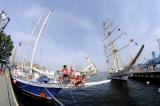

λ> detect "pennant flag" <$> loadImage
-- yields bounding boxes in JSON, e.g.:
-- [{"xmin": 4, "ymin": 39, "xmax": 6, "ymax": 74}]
[
  {"xmin": 108, "ymin": 32, "xmax": 111, "ymax": 36},
  {"xmin": 130, "ymin": 38, "xmax": 134, "ymax": 42},
  {"xmin": 19, "ymin": 41, "xmax": 22, "ymax": 47},
  {"xmin": 106, "ymin": 59, "xmax": 109, "ymax": 64},
  {"xmin": 135, "ymin": 42, "xmax": 138, "ymax": 46}
]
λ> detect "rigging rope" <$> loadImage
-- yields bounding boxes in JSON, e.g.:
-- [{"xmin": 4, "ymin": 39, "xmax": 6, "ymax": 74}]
[
  {"xmin": 69, "ymin": 86, "xmax": 76, "ymax": 103},
  {"xmin": 44, "ymin": 87, "xmax": 65, "ymax": 106}
]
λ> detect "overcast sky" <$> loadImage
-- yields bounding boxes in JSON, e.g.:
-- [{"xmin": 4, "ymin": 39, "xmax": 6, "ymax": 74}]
[{"xmin": 1, "ymin": 0, "xmax": 160, "ymax": 71}]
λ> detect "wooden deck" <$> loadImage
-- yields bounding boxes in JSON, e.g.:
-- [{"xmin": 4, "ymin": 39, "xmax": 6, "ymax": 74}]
[{"xmin": 0, "ymin": 71, "xmax": 19, "ymax": 106}]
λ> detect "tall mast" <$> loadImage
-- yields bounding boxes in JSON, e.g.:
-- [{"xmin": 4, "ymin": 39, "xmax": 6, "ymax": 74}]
[
  {"xmin": 103, "ymin": 20, "xmax": 122, "ymax": 71},
  {"xmin": 155, "ymin": 35, "xmax": 160, "ymax": 53},
  {"xmin": 21, "ymin": 16, "xmax": 42, "ymax": 69},
  {"xmin": 112, "ymin": 41, "xmax": 121, "ymax": 71},
  {"xmin": 30, "ymin": 10, "xmax": 53, "ymax": 75}
]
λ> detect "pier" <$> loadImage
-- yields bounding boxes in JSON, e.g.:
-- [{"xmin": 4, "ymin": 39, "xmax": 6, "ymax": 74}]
[
  {"xmin": 129, "ymin": 70, "xmax": 160, "ymax": 82},
  {"xmin": 0, "ymin": 71, "xmax": 19, "ymax": 106}
]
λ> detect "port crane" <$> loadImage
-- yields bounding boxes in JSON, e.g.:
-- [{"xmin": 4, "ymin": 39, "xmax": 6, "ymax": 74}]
[{"xmin": 137, "ymin": 35, "xmax": 160, "ymax": 70}]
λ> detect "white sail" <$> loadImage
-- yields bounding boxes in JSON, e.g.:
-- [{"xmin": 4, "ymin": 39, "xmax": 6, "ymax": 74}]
[{"xmin": 81, "ymin": 58, "xmax": 97, "ymax": 75}]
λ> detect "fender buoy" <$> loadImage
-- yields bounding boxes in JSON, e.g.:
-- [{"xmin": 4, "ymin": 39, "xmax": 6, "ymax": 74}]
[
  {"xmin": 39, "ymin": 91, "xmax": 47, "ymax": 98},
  {"xmin": 13, "ymin": 80, "xmax": 17, "ymax": 84}
]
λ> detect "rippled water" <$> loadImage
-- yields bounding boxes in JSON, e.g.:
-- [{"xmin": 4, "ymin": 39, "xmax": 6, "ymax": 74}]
[{"xmin": 15, "ymin": 73, "xmax": 160, "ymax": 106}]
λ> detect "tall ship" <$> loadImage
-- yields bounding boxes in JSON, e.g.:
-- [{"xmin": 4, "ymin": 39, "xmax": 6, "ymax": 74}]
[{"xmin": 103, "ymin": 19, "xmax": 144, "ymax": 80}]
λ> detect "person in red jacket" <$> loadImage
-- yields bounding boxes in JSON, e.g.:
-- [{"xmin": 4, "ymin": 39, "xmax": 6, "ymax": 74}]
[
  {"xmin": 69, "ymin": 66, "xmax": 74, "ymax": 77},
  {"xmin": 0, "ymin": 67, "xmax": 2, "ymax": 74},
  {"xmin": 75, "ymin": 74, "xmax": 86, "ymax": 87},
  {"xmin": 61, "ymin": 65, "xmax": 68, "ymax": 78}
]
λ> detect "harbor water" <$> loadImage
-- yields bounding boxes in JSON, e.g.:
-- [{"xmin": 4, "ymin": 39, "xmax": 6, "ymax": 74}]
[{"xmin": 14, "ymin": 72, "xmax": 160, "ymax": 106}]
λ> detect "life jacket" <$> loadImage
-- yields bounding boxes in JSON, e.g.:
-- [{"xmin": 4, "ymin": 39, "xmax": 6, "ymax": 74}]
[
  {"xmin": 75, "ymin": 76, "xmax": 82, "ymax": 81},
  {"xmin": 70, "ymin": 68, "xmax": 74, "ymax": 75},
  {"xmin": 0, "ymin": 67, "xmax": 2, "ymax": 73},
  {"xmin": 62, "ymin": 68, "xmax": 68, "ymax": 75},
  {"xmin": 70, "ymin": 76, "xmax": 75, "ymax": 81}
]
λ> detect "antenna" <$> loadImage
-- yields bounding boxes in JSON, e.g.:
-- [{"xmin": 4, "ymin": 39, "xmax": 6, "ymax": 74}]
[{"xmin": 155, "ymin": 35, "xmax": 160, "ymax": 52}]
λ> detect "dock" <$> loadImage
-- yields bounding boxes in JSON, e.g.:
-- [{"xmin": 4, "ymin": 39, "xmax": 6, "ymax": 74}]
[
  {"xmin": 129, "ymin": 70, "xmax": 160, "ymax": 82},
  {"xmin": 0, "ymin": 71, "xmax": 19, "ymax": 106}
]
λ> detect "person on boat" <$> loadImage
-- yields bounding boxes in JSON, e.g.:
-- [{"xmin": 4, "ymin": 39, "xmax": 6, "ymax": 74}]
[
  {"xmin": 69, "ymin": 66, "xmax": 74, "ymax": 77},
  {"xmin": 0, "ymin": 66, "xmax": 2, "ymax": 74},
  {"xmin": 61, "ymin": 65, "xmax": 69, "ymax": 78},
  {"xmin": 81, "ymin": 74, "xmax": 87, "ymax": 86},
  {"xmin": 70, "ymin": 74, "xmax": 76, "ymax": 85},
  {"xmin": 75, "ymin": 74, "xmax": 86, "ymax": 87}
]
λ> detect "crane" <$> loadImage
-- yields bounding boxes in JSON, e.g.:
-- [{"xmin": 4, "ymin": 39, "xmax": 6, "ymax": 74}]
[{"xmin": 0, "ymin": 10, "xmax": 10, "ymax": 32}]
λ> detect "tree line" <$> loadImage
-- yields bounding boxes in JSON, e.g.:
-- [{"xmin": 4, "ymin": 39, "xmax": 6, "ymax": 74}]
[{"xmin": 0, "ymin": 31, "xmax": 14, "ymax": 66}]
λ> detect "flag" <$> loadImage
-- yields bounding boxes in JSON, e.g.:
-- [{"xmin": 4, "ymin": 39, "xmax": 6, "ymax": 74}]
[
  {"xmin": 19, "ymin": 41, "xmax": 22, "ymax": 47},
  {"xmin": 135, "ymin": 42, "xmax": 138, "ymax": 46},
  {"xmin": 130, "ymin": 38, "xmax": 134, "ymax": 42},
  {"xmin": 106, "ymin": 59, "xmax": 109, "ymax": 64}
]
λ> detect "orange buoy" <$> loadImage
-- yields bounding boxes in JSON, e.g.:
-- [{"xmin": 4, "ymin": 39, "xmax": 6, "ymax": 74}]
[
  {"xmin": 13, "ymin": 80, "xmax": 17, "ymax": 84},
  {"xmin": 39, "ymin": 91, "xmax": 47, "ymax": 98}
]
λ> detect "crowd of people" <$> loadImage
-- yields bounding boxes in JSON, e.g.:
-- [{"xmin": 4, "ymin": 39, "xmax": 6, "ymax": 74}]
[
  {"xmin": 0, "ymin": 64, "xmax": 10, "ymax": 74},
  {"xmin": 59, "ymin": 65, "xmax": 87, "ymax": 87}
]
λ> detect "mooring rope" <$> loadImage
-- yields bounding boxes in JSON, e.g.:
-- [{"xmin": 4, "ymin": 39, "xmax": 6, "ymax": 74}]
[{"xmin": 44, "ymin": 87, "xmax": 65, "ymax": 106}]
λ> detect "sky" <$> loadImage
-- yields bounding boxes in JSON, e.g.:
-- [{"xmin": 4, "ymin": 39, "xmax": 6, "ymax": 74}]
[{"xmin": 1, "ymin": 0, "xmax": 160, "ymax": 71}]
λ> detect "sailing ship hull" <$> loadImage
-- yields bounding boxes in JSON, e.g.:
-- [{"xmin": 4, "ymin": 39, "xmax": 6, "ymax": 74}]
[
  {"xmin": 107, "ymin": 44, "xmax": 144, "ymax": 81},
  {"xmin": 10, "ymin": 75, "xmax": 62, "ymax": 101},
  {"xmin": 108, "ymin": 68, "xmax": 131, "ymax": 81},
  {"xmin": 108, "ymin": 74, "xmax": 128, "ymax": 80}
]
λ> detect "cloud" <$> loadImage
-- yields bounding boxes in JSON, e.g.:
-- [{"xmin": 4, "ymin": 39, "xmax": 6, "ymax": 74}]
[{"xmin": 155, "ymin": 0, "xmax": 160, "ymax": 14}]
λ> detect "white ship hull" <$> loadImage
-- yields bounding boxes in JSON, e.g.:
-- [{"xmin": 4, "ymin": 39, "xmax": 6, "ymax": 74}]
[
  {"xmin": 108, "ymin": 68, "xmax": 131, "ymax": 81},
  {"xmin": 108, "ymin": 74, "xmax": 129, "ymax": 81}
]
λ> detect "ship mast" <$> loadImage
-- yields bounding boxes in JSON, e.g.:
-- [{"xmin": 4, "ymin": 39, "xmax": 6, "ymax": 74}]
[
  {"xmin": 30, "ymin": 10, "xmax": 53, "ymax": 75},
  {"xmin": 21, "ymin": 16, "xmax": 43, "ymax": 69},
  {"xmin": 155, "ymin": 35, "xmax": 160, "ymax": 53},
  {"xmin": 103, "ymin": 20, "xmax": 122, "ymax": 72}
]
